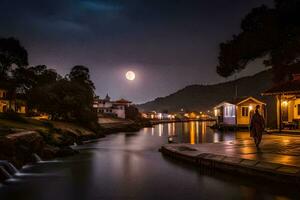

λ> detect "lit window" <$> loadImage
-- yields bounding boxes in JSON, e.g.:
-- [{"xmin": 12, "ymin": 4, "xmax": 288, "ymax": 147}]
[
  {"xmin": 242, "ymin": 107, "xmax": 249, "ymax": 117},
  {"xmin": 224, "ymin": 105, "xmax": 235, "ymax": 117}
]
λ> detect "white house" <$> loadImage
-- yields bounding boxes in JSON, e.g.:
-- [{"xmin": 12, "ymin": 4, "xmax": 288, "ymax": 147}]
[{"xmin": 93, "ymin": 94, "xmax": 132, "ymax": 119}]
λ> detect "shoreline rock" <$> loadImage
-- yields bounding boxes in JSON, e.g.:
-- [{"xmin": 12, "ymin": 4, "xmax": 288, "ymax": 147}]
[{"xmin": 0, "ymin": 120, "xmax": 147, "ymax": 182}]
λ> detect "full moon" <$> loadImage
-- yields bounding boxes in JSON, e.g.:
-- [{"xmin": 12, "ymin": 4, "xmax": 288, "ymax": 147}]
[{"xmin": 125, "ymin": 71, "xmax": 135, "ymax": 81}]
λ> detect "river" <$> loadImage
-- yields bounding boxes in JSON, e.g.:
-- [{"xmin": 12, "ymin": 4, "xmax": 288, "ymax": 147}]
[{"xmin": 0, "ymin": 122, "xmax": 299, "ymax": 200}]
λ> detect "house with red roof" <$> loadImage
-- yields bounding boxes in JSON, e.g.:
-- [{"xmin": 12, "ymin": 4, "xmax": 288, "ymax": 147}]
[{"xmin": 93, "ymin": 94, "xmax": 132, "ymax": 119}]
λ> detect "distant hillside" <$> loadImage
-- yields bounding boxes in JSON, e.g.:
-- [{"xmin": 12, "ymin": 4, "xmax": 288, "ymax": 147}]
[{"xmin": 138, "ymin": 70, "xmax": 274, "ymax": 112}]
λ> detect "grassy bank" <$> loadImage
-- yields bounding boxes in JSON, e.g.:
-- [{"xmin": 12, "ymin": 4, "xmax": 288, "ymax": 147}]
[{"xmin": 0, "ymin": 114, "xmax": 148, "ymax": 171}]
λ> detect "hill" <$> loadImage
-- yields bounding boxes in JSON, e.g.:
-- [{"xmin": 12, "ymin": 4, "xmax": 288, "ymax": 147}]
[{"xmin": 138, "ymin": 70, "xmax": 274, "ymax": 112}]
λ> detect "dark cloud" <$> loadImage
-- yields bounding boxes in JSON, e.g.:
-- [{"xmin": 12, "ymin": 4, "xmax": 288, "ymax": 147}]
[{"xmin": 0, "ymin": 0, "xmax": 273, "ymax": 103}]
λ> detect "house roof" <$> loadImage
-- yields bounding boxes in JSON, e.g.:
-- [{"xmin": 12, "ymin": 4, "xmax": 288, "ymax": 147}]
[
  {"xmin": 262, "ymin": 80, "xmax": 300, "ymax": 96},
  {"xmin": 214, "ymin": 96, "xmax": 265, "ymax": 108}
]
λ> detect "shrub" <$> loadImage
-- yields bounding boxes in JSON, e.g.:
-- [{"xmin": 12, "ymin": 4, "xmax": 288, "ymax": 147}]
[{"xmin": 0, "ymin": 112, "xmax": 28, "ymax": 123}]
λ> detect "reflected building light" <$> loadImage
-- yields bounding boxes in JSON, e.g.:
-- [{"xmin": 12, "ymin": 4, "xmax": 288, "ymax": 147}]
[
  {"xmin": 213, "ymin": 132, "xmax": 219, "ymax": 143},
  {"xmin": 143, "ymin": 127, "xmax": 148, "ymax": 134},
  {"xmin": 201, "ymin": 122, "xmax": 206, "ymax": 143},
  {"xmin": 171, "ymin": 123, "xmax": 175, "ymax": 136},
  {"xmin": 168, "ymin": 123, "xmax": 171, "ymax": 136},
  {"xmin": 158, "ymin": 124, "xmax": 163, "ymax": 137},
  {"xmin": 151, "ymin": 127, "xmax": 154, "ymax": 136},
  {"xmin": 190, "ymin": 122, "xmax": 195, "ymax": 144},
  {"xmin": 201, "ymin": 122, "xmax": 206, "ymax": 134},
  {"xmin": 196, "ymin": 121, "xmax": 199, "ymax": 144},
  {"xmin": 283, "ymin": 139, "xmax": 290, "ymax": 144},
  {"xmin": 183, "ymin": 123, "xmax": 188, "ymax": 134}
]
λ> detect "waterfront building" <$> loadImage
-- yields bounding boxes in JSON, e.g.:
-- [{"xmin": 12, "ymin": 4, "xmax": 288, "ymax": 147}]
[
  {"xmin": 262, "ymin": 74, "xmax": 300, "ymax": 130},
  {"xmin": 214, "ymin": 96, "xmax": 266, "ymax": 128},
  {"xmin": 141, "ymin": 111, "xmax": 175, "ymax": 120},
  {"xmin": 0, "ymin": 89, "xmax": 26, "ymax": 114},
  {"xmin": 93, "ymin": 94, "xmax": 132, "ymax": 119},
  {"xmin": 141, "ymin": 111, "xmax": 156, "ymax": 119}
]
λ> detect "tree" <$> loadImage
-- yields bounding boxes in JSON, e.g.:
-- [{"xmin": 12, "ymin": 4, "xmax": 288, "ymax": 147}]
[
  {"xmin": 67, "ymin": 65, "xmax": 96, "ymax": 124},
  {"xmin": 0, "ymin": 37, "xmax": 28, "ymax": 111},
  {"xmin": 0, "ymin": 37, "xmax": 28, "ymax": 80},
  {"xmin": 68, "ymin": 65, "xmax": 95, "ymax": 90},
  {"xmin": 24, "ymin": 65, "xmax": 98, "ymax": 126},
  {"xmin": 13, "ymin": 65, "xmax": 61, "ymax": 111},
  {"xmin": 216, "ymin": 0, "xmax": 300, "ymax": 82},
  {"xmin": 125, "ymin": 105, "xmax": 141, "ymax": 120}
]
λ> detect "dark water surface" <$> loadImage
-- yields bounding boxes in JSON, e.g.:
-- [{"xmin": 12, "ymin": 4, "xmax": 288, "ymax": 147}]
[{"xmin": 1, "ymin": 122, "xmax": 299, "ymax": 200}]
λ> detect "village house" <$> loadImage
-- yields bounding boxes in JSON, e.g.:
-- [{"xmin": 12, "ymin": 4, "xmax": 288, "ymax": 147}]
[
  {"xmin": 141, "ymin": 111, "xmax": 175, "ymax": 120},
  {"xmin": 93, "ymin": 94, "xmax": 132, "ymax": 119},
  {"xmin": 141, "ymin": 111, "xmax": 157, "ymax": 119},
  {"xmin": 0, "ymin": 88, "xmax": 26, "ymax": 114},
  {"xmin": 214, "ymin": 96, "xmax": 266, "ymax": 128},
  {"xmin": 262, "ymin": 74, "xmax": 300, "ymax": 131}
]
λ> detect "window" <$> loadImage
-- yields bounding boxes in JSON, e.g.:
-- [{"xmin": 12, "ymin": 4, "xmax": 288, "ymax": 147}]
[
  {"xmin": 242, "ymin": 107, "xmax": 249, "ymax": 117},
  {"xmin": 298, "ymin": 104, "xmax": 300, "ymax": 116},
  {"xmin": 224, "ymin": 105, "xmax": 235, "ymax": 117}
]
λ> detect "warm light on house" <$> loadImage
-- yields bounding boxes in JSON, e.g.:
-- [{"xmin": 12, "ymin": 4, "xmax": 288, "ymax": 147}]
[
  {"xmin": 189, "ymin": 112, "xmax": 197, "ymax": 119},
  {"xmin": 157, "ymin": 113, "xmax": 162, "ymax": 119},
  {"xmin": 214, "ymin": 109, "xmax": 218, "ymax": 117},
  {"xmin": 214, "ymin": 96, "xmax": 266, "ymax": 127},
  {"xmin": 262, "ymin": 74, "xmax": 300, "ymax": 130},
  {"xmin": 282, "ymin": 100, "xmax": 288, "ymax": 106},
  {"xmin": 168, "ymin": 114, "xmax": 175, "ymax": 119},
  {"xmin": 249, "ymin": 105, "xmax": 253, "ymax": 111}
]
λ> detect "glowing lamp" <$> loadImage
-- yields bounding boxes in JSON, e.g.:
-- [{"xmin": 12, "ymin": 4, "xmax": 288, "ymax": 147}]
[
  {"xmin": 282, "ymin": 101, "xmax": 288, "ymax": 106},
  {"xmin": 214, "ymin": 109, "xmax": 218, "ymax": 117}
]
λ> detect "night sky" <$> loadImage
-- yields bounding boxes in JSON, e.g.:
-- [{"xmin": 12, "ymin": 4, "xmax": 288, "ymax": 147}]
[{"xmin": 0, "ymin": 0, "xmax": 273, "ymax": 103}]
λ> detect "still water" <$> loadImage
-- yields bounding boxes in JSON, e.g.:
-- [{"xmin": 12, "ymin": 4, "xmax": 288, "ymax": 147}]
[{"xmin": 0, "ymin": 122, "xmax": 299, "ymax": 200}]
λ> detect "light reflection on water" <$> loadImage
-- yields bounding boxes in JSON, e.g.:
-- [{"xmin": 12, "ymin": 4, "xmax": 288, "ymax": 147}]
[
  {"xmin": 147, "ymin": 121, "xmax": 250, "ymax": 144},
  {"xmin": 0, "ymin": 122, "xmax": 299, "ymax": 200}
]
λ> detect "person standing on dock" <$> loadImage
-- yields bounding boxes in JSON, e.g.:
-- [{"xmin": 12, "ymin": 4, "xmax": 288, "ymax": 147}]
[{"xmin": 250, "ymin": 105, "xmax": 265, "ymax": 148}]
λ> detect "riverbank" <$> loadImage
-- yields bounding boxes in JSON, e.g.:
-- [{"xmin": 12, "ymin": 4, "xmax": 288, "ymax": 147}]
[
  {"xmin": 160, "ymin": 135, "xmax": 300, "ymax": 184},
  {"xmin": 0, "ymin": 116, "xmax": 147, "ymax": 179}
]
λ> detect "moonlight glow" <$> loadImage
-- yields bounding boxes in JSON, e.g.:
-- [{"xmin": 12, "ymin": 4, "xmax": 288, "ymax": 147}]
[{"xmin": 126, "ymin": 71, "xmax": 135, "ymax": 81}]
